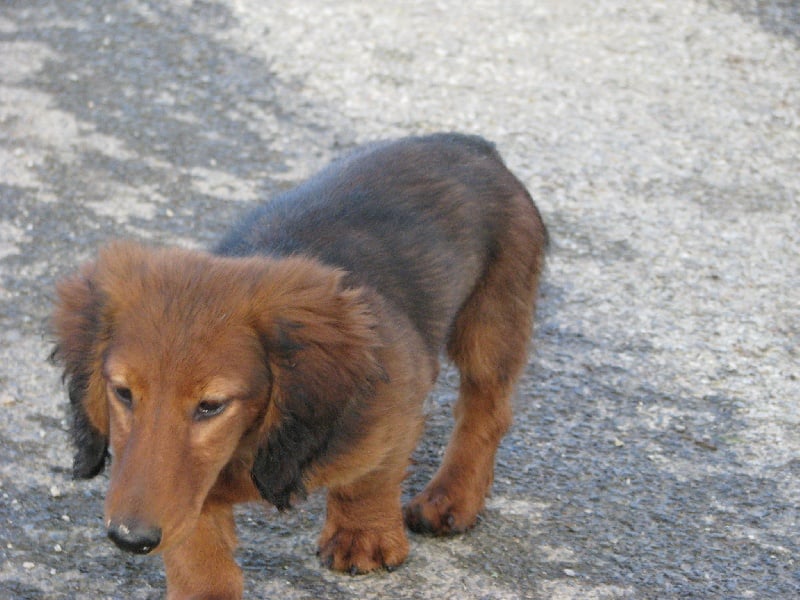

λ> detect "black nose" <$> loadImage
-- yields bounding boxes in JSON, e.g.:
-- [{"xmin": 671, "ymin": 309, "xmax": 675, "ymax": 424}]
[{"xmin": 107, "ymin": 519, "xmax": 162, "ymax": 554}]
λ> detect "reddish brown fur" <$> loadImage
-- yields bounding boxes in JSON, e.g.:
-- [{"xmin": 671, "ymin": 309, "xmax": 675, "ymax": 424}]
[{"xmin": 50, "ymin": 134, "xmax": 546, "ymax": 599}]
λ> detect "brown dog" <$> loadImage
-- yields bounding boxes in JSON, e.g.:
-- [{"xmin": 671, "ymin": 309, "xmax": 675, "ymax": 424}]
[{"xmin": 51, "ymin": 133, "xmax": 547, "ymax": 599}]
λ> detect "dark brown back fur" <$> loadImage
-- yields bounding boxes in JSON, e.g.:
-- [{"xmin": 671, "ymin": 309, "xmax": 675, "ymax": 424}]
[{"xmin": 216, "ymin": 133, "xmax": 546, "ymax": 352}]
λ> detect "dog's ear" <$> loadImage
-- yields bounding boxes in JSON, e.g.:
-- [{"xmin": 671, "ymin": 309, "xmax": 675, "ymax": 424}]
[
  {"xmin": 50, "ymin": 261, "xmax": 110, "ymax": 479},
  {"xmin": 249, "ymin": 258, "xmax": 385, "ymax": 510}
]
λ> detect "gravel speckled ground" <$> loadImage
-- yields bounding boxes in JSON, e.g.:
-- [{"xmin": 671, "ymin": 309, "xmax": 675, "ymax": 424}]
[{"xmin": 1, "ymin": 1, "xmax": 798, "ymax": 598}]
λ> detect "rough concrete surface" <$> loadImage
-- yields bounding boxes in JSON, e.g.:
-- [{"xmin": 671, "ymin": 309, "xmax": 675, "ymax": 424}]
[{"xmin": 1, "ymin": 0, "xmax": 798, "ymax": 598}]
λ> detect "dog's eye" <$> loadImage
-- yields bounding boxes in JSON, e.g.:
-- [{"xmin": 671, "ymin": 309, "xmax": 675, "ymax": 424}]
[
  {"xmin": 194, "ymin": 399, "xmax": 228, "ymax": 421},
  {"xmin": 113, "ymin": 386, "xmax": 133, "ymax": 409}
]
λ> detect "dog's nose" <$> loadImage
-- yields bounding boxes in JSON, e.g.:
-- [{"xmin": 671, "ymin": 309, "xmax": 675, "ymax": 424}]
[{"xmin": 107, "ymin": 519, "xmax": 162, "ymax": 554}]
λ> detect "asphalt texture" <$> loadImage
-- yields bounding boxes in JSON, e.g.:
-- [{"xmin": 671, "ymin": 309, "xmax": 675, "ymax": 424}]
[{"xmin": 1, "ymin": 1, "xmax": 798, "ymax": 598}]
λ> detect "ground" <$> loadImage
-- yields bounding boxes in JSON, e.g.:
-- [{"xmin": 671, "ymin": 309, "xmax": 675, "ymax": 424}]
[{"xmin": 0, "ymin": 1, "xmax": 798, "ymax": 598}]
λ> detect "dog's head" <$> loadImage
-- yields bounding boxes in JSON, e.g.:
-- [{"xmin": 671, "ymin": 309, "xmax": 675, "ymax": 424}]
[{"xmin": 51, "ymin": 241, "xmax": 383, "ymax": 554}]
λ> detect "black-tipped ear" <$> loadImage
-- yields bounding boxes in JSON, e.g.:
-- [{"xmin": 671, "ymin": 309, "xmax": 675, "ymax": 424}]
[
  {"xmin": 68, "ymin": 375, "xmax": 109, "ymax": 479},
  {"xmin": 51, "ymin": 265, "xmax": 110, "ymax": 479},
  {"xmin": 248, "ymin": 260, "xmax": 385, "ymax": 509},
  {"xmin": 250, "ymin": 391, "xmax": 330, "ymax": 511}
]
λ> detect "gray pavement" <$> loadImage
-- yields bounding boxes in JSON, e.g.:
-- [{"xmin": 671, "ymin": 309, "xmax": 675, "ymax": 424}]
[{"xmin": 1, "ymin": 1, "xmax": 798, "ymax": 598}]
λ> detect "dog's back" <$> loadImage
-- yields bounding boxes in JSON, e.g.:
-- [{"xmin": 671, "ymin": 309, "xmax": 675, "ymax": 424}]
[{"xmin": 216, "ymin": 133, "xmax": 546, "ymax": 352}]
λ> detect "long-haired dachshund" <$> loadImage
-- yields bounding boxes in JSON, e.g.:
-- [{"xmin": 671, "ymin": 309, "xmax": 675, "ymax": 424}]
[{"xmin": 51, "ymin": 133, "xmax": 547, "ymax": 599}]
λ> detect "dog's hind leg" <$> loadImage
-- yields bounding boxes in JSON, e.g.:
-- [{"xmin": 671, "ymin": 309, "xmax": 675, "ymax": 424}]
[{"xmin": 404, "ymin": 194, "xmax": 546, "ymax": 535}]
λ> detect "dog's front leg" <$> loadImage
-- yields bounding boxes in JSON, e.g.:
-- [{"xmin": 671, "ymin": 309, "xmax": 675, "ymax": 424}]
[
  {"xmin": 317, "ymin": 465, "xmax": 409, "ymax": 574},
  {"xmin": 163, "ymin": 501, "xmax": 242, "ymax": 600}
]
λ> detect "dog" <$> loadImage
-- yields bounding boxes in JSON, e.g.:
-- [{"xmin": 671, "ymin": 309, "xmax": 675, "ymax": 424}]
[{"xmin": 51, "ymin": 133, "xmax": 547, "ymax": 599}]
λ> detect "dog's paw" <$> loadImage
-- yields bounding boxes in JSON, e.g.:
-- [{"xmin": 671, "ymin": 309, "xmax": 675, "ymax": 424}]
[
  {"xmin": 317, "ymin": 526, "xmax": 408, "ymax": 574},
  {"xmin": 403, "ymin": 485, "xmax": 483, "ymax": 535}
]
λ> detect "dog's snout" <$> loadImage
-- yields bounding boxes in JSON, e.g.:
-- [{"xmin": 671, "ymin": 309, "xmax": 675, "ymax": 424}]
[{"xmin": 107, "ymin": 519, "xmax": 162, "ymax": 555}]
